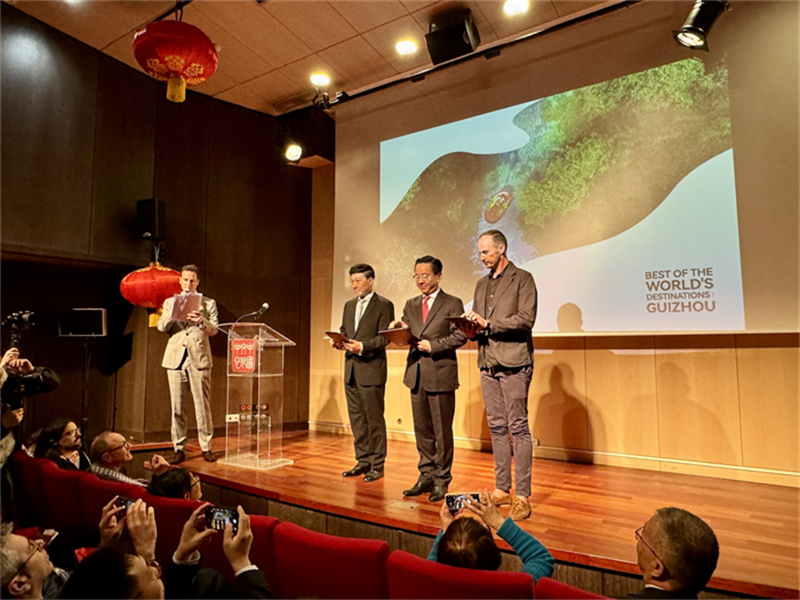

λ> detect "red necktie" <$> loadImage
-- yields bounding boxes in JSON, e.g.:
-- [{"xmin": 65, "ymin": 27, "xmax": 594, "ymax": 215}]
[{"xmin": 422, "ymin": 295, "xmax": 430, "ymax": 321}]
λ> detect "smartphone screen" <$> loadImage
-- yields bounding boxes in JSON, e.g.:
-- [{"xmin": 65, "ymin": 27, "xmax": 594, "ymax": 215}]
[
  {"xmin": 117, "ymin": 496, "xmax": 136, "ymax": 510},
  {"xmin": 445, "ymin": 492, "xmax": 481, "ymax": 513},
  {"xmin": 205, "ymin": 506, "xmax": 239, "ymax": 535}
]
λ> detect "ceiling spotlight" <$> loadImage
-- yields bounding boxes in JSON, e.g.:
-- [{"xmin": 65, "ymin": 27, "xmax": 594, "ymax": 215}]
[
  {"xmin": 672, "ymin": 0, "xmax": 728, "ymax": 52},
  {"xmin": 503, "ymin": 1, "xmax": 529, "ymax": 16},
  {"xmin": 310, "ymin": 73, "xmax": 330, "ymax": 87},
  {"xmin": 395, "ymin": 40, "xmax": 418, "ymax": 55},
  {"xmin": 285, "ymin": 144, "xmax": 303, "ymax": 162}
]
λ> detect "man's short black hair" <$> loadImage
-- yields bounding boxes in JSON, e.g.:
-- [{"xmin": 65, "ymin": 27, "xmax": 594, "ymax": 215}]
[
  {"xmin": 479, "ymin": 230, "xmax": 508, "ymax": 253},
  {"xmin": 32, "ymin": 418, "xmax": 71, "ymax": 461},
  {"xmin": 61, "ymin": 545, "xmax": 139, "ymax": 599},
  {"xmin": 181, "ymin": 264, "xmax": 199, "ymax": 275},
  {"xmin": 349, "ymin": 263, "xmax": 375, "ymax": 280},
  {"xmin": 414, "ymin": 255, "xmax": 443, "ymax": 275},
  {"xmin": 437, "ymin": 518, "xmax": 501, "ymax": 571},
  {"xmin": 148, "ymin": 468, "xmax": 192, "ymax": 498},
  {"xmin": 655, "ymin": 507, "xmax": 719, "ymax": 594}
]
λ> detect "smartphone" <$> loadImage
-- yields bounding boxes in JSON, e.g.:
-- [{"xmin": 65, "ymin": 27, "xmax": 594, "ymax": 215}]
[
  {"xmin": 445, "ymin": 492, "xmax": 481, "ymax": 513},
  {"xmin": 205, "ymin": 506, "xmax": 239, "ymax": 535},
  {"xmin": 117, "ymin": 496, "xmax": 136, "ymax": 510}
]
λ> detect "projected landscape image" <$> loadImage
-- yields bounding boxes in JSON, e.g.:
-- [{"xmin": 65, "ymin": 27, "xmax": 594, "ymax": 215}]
[{"xmin": 375, "ymin": 58, "xmax": 744, "ymax": 333}]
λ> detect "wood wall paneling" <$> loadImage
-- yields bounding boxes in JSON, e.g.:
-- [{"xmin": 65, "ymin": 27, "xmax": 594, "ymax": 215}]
[
  {"xmin": 90, "ymin": 55, "xmax": 159, "ymax": 264},
  {"xmin": 655, "ymin": 336, "xmax": 743, "ymax": 467},
  {"xmin": 736, "ymin": 342, "xmax": 800, "ymax": 472},
  {"xmin": 1, "ymin": 4, "xmax": 98, "ymax": 256},
  {"xmin": 529, "ymin": 338, "xmax": 589, "ymax": 457},
  {"xmin": 584, "ymin": 336, "xmax": 659, "ymax": 458}
]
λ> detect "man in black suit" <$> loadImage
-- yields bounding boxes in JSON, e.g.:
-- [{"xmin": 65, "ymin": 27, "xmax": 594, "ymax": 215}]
[
  {"xmin": 629, "ymin": 507, "xmax": 719, "ymax": 599},
  {"xmin": 390, "ymin": 256, "xmax": 467, "ymax": 502},
  {"xmin": 335, "ymin": 264, "xmax": 394, "ymax": 482}
]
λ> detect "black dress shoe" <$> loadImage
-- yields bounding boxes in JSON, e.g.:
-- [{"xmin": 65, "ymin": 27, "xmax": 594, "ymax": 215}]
[
  {"xmin": 202, "ymin": 451, "xmax": 217, "ymax": 463},
  {"xmin": 363, "ymin": 469, "xmax": 384, "ymax": 482},
  {"xmin": 429, "ymin": 485, "xmax": 448, "ymax": 503},
  {"xmin": 342, "ymin": 464, "xmax": 371, "ymax": 477},
  {"xmin": 403, "ymin": 479, "xmax": 434, "ymax": 497},
  {"xmin": 170, "ymin": 450, "xmax": 186, "ymax": 465}
]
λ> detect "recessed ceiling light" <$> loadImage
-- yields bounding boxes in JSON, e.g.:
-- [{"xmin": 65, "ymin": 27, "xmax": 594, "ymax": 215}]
[
  {"xmin": 310, "ymin": 73, "xmax": 330, "ymax": 87},
  {"xmin": 395, "ymin": 40, "xmax": 417, "ymax": 55},
  {"xmin": 503, "ymin": 0, "xmax": 529, "ymax": 16}
]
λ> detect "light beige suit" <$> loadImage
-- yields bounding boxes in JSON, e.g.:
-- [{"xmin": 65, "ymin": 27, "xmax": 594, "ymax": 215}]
[{"xmin": 158, "ymin": 294, "xmax": 218, "ymax": 452}]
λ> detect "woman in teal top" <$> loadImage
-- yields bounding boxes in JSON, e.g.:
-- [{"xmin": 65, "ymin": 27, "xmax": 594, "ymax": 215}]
[{"xmin": 427, "ymin": 489, "xmax": 553, "ymax": 582}]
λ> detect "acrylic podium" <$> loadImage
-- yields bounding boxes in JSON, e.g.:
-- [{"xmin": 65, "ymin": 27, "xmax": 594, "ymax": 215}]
[{"xmin": 222, "ymin": 323, "xmax": 296, "ymax": 470}]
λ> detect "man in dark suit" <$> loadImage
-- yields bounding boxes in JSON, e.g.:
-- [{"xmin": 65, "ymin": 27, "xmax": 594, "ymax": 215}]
[
  {"xmin": 335, "ymin": 263, "xmax": 394, "ymax": 482},
  {"xmin": 629, "ymin": 507, "xmax": 719, "ymax": 599},
  {"xmin": 390, "ymin": 256, "xmax": 467, "ymax": 502},
  {"xmin": 458, "ymin": 230, "xmax": 537, "ymax": 521}
]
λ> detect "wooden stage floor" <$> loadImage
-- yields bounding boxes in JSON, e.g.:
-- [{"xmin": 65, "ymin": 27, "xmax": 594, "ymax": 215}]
[{"xmin": 180, "ymin": 430, "xmax": 799, "ymax": 598}]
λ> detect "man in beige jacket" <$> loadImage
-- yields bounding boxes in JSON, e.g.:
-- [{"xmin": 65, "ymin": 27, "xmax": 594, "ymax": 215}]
[{"xmin": 158, "ymin": 265, "xmax": 218, "ymax": 464}]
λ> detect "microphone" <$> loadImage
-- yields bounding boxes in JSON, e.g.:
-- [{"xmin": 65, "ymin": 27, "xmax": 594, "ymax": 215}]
[{"xmin": 233, "ymin": 303, "xmax": 270, "ymax": 325}]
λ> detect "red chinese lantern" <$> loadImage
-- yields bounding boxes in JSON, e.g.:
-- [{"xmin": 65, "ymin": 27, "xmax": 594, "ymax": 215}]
[
  {"xmin": 120, "ymin": 263, "xmax": 182, "ymax": 327},
  {"xmin": 132, "ymin": 20, "xmax": 218, "ymax": 103}
]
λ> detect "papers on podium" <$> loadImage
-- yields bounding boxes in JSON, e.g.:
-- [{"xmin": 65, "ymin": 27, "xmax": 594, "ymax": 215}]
[
  {"xmin": 169, "ymin": 292, "xmax": 202, "ymax": 322},
  {"xmin": 379, "ymin": 327, "xmax": 419, "ymax": 346}
]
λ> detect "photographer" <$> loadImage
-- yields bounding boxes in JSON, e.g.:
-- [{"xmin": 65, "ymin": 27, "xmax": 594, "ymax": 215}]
[
  {"xmin": 427, "ymin": 489, "xmax": 553, "ymax": 582},
  {"xmin": 1, "ymin": 347, "xmax": 59, "ymax": 521}
]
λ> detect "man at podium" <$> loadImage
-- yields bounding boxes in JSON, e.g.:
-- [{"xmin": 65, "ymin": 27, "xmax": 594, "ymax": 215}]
[
  {"xmin": 334, "ymin": 263, "xmax": 394, "ymax": 483},
  {"xmin": 158, "ymin": 264, "xmax": 219, "ymax": 464}
]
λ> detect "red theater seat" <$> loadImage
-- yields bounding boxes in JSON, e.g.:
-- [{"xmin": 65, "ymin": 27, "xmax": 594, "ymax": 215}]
[
  {"xmin": 535, "ymin": 577, "xmax": 610, "ymax": 599},
  {"xmin": 79, "ymin": 473, "xmax": 146, "ymax": 532},
  {"xmin": 200, "ymin": 514, "xmax": 280, "ymax": 585},
  {"xmin": 39, "ymin": 460, "xmax": 88, "ymax": 535},
  {"xmin": 9, "ymin": 452, "xmax": 49, "ymax": 526},
  {"xmin": 141, "ymin": 492, "xmax": 203, "ymax": 566},
  {"xmin": 387, "ymin": 550, "xmax": 534, "ymax": 599},
  {"xmin": 272, "ymin": 521, "xmax": 390, "ymax": 599}
]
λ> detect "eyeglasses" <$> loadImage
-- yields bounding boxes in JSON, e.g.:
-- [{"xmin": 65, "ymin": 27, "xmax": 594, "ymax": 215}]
[
  {"xmin": 635, "ymin": 525, "xmax": 666, "ymax": 567},
  {"xmin": 13, "ymin": 532, "xmax": 56, "ymax": 580},
  {"xmin": 106, "ymin": 440, "xmax": 131, "ymax": 453},
  {"xmin": 412, "ymin": 274, "xmax": 434, "ymax": 281},
  {"xmin": 189, "ymin": 475, "xmax": 201, "ymax": 489},
  {"xmin": 62, "ymin": 427, "xmax": 80, "ymax": 438}
]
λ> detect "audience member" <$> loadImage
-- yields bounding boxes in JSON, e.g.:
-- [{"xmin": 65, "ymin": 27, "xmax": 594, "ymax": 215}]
[
  {"xmin": 428, "ymin": 489, "xmax": 553, "ymax": 582},
  {"xmin": 89, "ymin": 432, "xmax": 169, "ymax": 487},
  {"xmin": 32, "ymin": 419, "xmax": 90, "ymax": 471},
  {"xmin": 0, "ymin": 493, "xmax": 127, "ymax": 599},
  {"xmin": 2, "ymin": 349, "xmax": 58, "ymax": 520},
  {"xmin": 1, "ymin": 525, "xmax": 68, "ymax": 599},
  {"xmin": 147, "ymin": 467, "xmax": 203, "ymax": 500},
  {"xmin": 630, "ymin": 507, "xmax": 719, "ymax": 599},
  {"xmin": 63, "ymin": 501, "xmax": 270, "ymax": 599}
]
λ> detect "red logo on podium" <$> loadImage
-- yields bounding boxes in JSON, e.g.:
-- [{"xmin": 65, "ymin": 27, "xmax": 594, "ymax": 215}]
[{"xmin": 231, "ymin": 339, "xmax": 256, "ymax": 373}]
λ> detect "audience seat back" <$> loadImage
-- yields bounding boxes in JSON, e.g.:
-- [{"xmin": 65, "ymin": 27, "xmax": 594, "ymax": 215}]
[
  {"xmin": 200, "ymin": 514, "xmax": 280, "ymax": 585},
  {"xmin": 273, "ymin": 521, "xmax": 390, "ymax": 599},
  {"xmin": 535, "ymin": 577, "xmax": 610, "ymax": 599},
  {"xmin": 79, "ymin": 473, "xmax": 147, "ymax": 532},
  {"xmin": 387, "ymin": 550, "xmax": 535, "ymax": 599},
  {"xmin": 8, "ymin": 451, "xmax": 48, "ymax": 526},
  {"xmin": 39, "ymin": 460, "xmax": 88, "ymax": 535},
  {"xmin": 141, "ymin": 492, "xmax": 203, "ymax": 566}
]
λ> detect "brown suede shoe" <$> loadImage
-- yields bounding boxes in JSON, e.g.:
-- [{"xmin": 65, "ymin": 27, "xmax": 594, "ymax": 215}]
[
  {"xmin": 491, "ymin": 491, "xmax": 512, "ymax": 506},
  {"xmin": 509, "ymin": 496, "xmax": 531, "ymax": 521}
]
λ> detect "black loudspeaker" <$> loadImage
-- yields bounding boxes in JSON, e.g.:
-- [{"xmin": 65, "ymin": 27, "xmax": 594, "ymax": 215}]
[
  {"xmin": 59, "ymin": 309, "xmax": 107, "ymax": 337},
  {"xmin": 137, "ymin": 198, "xmax": 166, "ymax": 240},
  {"xmin": 425, "ymin": 10, "xmax": 481, "ymax": 66}
]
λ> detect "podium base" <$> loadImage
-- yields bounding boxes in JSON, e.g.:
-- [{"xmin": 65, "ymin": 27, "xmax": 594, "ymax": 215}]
[{"xmin": 219, "ymin": 454, "xmax": 294, "ymax": 471}]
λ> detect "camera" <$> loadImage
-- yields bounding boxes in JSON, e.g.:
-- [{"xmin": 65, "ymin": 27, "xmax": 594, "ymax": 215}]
[
  {"xmin": 2, "ymin": 311, "xmax": 36, "ymax": 347},
  {"xmin": 445, "ymin": 492, "xmax": 481, "ymax": 514}
]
